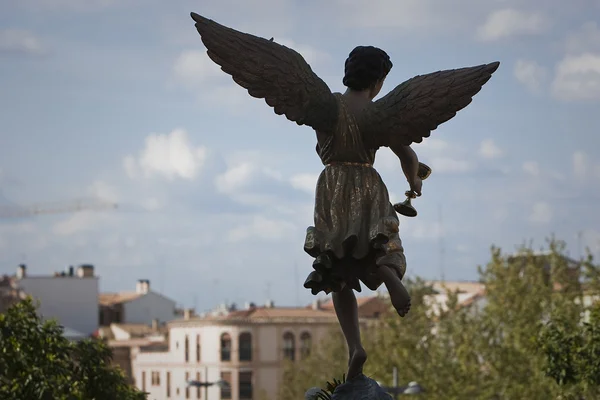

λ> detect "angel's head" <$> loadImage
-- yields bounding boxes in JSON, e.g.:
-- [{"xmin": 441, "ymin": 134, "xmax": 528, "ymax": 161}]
[{"xmin": 343, "ymin": 46, "xmax": 393, "ymax": 100}]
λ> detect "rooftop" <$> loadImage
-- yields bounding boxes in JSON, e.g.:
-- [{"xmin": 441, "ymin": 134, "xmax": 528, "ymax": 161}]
[{"xmin": 99, "ymin": 292, "xmax": 143, "ymax": 306}]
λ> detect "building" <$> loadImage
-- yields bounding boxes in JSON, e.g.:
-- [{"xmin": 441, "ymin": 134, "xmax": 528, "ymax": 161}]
[
  {"xmin": 13, "ymin": 264, "xmax": 99, "ymax": 337},
  {"xmin": 131, "ymin": 301, "xmax": 344, "ymax": 400},
  {"xmin": 97, "ymin": 321, "xmax": 169, "ymax": 384},
  {"xmin": 0, "ymin": 274, "xmax": 27, "ymax": 313},
  {"xmin": 99, "ymin": 279, "xmax": 177, "ymax": 326},
  {"xmin": 308, "ymin": 293, "xmax": 391, "ymax": 319}
]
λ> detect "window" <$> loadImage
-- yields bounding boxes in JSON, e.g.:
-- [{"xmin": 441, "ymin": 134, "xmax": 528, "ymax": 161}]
[
  {"xmin": 151, "ymin": 371, "xmax": 160, "ymax": 386},
  {"xmin": 99, "ymin": 309, "xmax": 104, "ymax": 326},
  {"xmin": 283, "ymin": 332, "xmax": 295, "ymax": 361},
  {"xmin": 239, "ymin": 371, "xmax": 253, "ymax": 399},
  {"xmin": 185, "ymin": 335, "xmax": 190, "ymax": 362},
  {"xmin": 221, "ymin": 333, "xmax": 232, "ymax": 361},
  {"xmin": 300, "ymin": 332, "xmax": 312, "ymax": 359},
  {"xmin": 142, "ymin": 371, "xmax": 146, "ymax": 392},
  {"xmin": 196, "ymin": 334, "xmax": 201, "ymax": 362},
  {"xmin": 220, "ymin": 371, "xmax": 232, "ymax": 399},
  {"xmin": 167, "ymin": 371, "xmax": 171, "ymax": 398},
  {"xmin": 196, "ymin": 371, "xmax": 201, "ymax": 399},
  {"xmin": 185, "ymin": 372, "xmax": 190, "ymax": 399},
  {"xmin": 239, "ymin": 332, "xmax": 252, "ymax": 361},
  {"xmin": 114, "ymin": 309, "xmax": 121, "ymax": 323}
]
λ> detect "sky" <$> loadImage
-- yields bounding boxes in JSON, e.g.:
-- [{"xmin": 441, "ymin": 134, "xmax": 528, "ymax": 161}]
[{"xmin": 1, "ymin": 0, "xmax": 599, "ymax": 312}]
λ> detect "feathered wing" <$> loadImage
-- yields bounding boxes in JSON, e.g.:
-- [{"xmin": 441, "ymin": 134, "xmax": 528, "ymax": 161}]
[
  {"xmin": 359, "ymin": 62, "xmax": 500, "ymax": 147},
  {"xmin": 190, "ymin": 13, "xmax": 338, "ymax": 133}
]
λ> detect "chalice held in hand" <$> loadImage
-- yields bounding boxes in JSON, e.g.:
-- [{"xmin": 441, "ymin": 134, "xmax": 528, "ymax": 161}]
[{"xmin": 393, "ymin": 162, "xmax": 432, "ymax": 217}]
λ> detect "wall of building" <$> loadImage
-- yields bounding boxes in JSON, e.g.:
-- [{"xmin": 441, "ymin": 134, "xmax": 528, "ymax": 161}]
[
  {"xmin": 123, "ymin": 292, "xmax": 176, "ymax": 325},
  {"xmin": 132, "ymin": 321, "xmax": 336, "ymax": 400},
  {"xmin": 18, "ymin": 276, "xmax": 99, "ymax": 336}
]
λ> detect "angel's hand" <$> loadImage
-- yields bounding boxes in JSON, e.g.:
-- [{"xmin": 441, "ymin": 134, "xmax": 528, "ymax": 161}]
[{"xmin": 409, "ymin": 177, "xmax": 422, "ymax": 197}]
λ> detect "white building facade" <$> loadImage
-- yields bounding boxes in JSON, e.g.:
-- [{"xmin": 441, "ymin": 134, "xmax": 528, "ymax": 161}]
[
  {"xmin": 14, "ymin": 264, "xmax": 99, "ymax": 337},
  {"xmin": 132, "ymin": 305, "xmax": 339, "ymax": 400}
]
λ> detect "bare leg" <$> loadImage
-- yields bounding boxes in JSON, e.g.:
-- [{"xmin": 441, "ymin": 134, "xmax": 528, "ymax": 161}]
[
  {"xmin": 377, "ymin": 265, "xmax": 411, "ymax": 317},
  {"xmin": 332, "ymin": 285, "xmax": 367, "ymax": 380}
]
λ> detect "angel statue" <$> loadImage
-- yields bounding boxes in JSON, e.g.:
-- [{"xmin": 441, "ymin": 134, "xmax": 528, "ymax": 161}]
[{"xmin": 190, "ymin": 12, "xmax": 499, "ymax": 387}]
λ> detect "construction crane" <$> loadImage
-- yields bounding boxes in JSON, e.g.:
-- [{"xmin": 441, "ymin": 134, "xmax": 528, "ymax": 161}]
[{"xmin": 0, "ymin": 198, "xmax": 118, "ymax": 219}]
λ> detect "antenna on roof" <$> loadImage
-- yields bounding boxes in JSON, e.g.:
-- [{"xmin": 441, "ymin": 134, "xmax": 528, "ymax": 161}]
[
  {"xmin": 265, "ymin": 281, "xmax": 272, "ymax": 302},
  {"xmin": 438, "ymin": 203, "xmax": 445, "ymax": 282}
]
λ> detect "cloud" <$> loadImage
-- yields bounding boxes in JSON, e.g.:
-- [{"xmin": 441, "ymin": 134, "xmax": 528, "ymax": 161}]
[
  {"xmin": 514, "ymin": 60, "xmax": 548, "ymax": 93},
  {"xmin": 215, "ymin": 163, "xmax": 259, "ymax": 195},
  {"xmin": 573, "ymin": 151, "xmax": 590, "ymax": 180},
  {"xmin": 290, "ymin": 173, "xmax": 319, "ymax": 195},
  {"xmin": 275, "ymin": 38, "xmax": 332, "ymax": 67},
  {"xmin": 522, "ymin": 161, "xmax": 540, "ymax": 177},
  {"xmin": 227, "ymin": 215, "xmax": 297, "ymax": 242},
  {"xmin": 87, "ymin": 181, "xmax": 119, "ymax": 203},
  {"xmin": 477, "ymin": 9, "xmax": 550, "ymax": 41},
  {"xmin": 124, "ymin": 129, "xmax": 208, "ymax": 181},
  {"xmin": 551, "ymin": 53, "xmax": 600, "ymax": 101},
  {"xmin": 478, "ymin": 139, "xmax": 503, "ymax": 159},
  {"xmin": 429, "ymin": 158, "xmax": 472, "ymax": 173},
  {"xmin": 172, "ymin": 50, "xmax": 225, "ymax": 87},
  {"xmin": 16, "ymin": 0, "xmax": 122, "ymax": 12},
  {"xmin": 0, "ymin": 29, "xmax": 45, "ymax": 56},
  {"xmin": 52, "ymin": 211, "xmax": 116, "ymax": 236},
  {"xmin": 529, "ymin": 202, "xmax": 553, "ymax": 224},
  {"xmin": 415, "ymin": 139, "xmax": 474, "ymax": 174},
  {"xmin": 565, "ymin": 22, "xmax": 600, "ymax": 54}
]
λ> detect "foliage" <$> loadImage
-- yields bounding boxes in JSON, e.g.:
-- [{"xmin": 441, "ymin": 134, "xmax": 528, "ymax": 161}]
[
  {"xmin": 0, "ymin": 297, "xmax": 146, "ymax": 400},
  {"xmin": 279, "ymin": 327, "xmax": 348, "ymax": 399},
  {"xmin": 282, "ymin": 239, "xmax": 600, "ymax": 399}
]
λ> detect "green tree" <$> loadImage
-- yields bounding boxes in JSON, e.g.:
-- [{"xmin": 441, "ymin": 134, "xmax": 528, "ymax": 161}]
[
  {"xmin": 0, "ymin": 297, "xmax": 146, "ymax": 400},
  {"xmin": 283, "ymin": 239, "xmax": 600, "ymax": 399},
  {"xmin": 279, "ymin": 326, "xmax": 348, "ymax": 399}
]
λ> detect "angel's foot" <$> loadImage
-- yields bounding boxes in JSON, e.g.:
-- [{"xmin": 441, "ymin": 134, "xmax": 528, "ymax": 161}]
[
  {"xmin": 391, "ymin": 283, "xmax": 411, "ymax": 317},
  {"xmin": 378, "ymin": 265, "xmax": 412, "ymax": 317},
  {"xmin": 347, "ymin": 346, "xmax": 367, "ymax": 380}
]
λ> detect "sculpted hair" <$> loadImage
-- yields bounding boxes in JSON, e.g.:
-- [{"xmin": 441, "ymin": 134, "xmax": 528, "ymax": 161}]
[{"xmin": 342, "ymin": 46, "xmax": 393, "ymax": 91}]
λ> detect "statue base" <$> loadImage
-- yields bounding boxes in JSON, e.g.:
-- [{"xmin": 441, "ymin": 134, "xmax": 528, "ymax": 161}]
[
  {"xmin": 332, "ymin": 374, "xmax": 393, "ymax": 400},
  {"xmin": 305, "ymin": 374, "xmax": 393, "ymax": 400}
]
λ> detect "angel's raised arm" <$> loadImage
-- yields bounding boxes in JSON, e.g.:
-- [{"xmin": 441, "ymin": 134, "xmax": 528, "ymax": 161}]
[
  {"xmin": 190, "ymin": 13, "xmax": 338, "ymax": 133},
  {"xmin": 359, "ymin": 62, "xmax": 500, "ymax": 147}
]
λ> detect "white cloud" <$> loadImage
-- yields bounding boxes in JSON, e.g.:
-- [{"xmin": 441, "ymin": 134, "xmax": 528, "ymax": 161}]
[
  {"xmin": 514, "ymin": 60, "xmax": 548, "ymax": 93},
  {"xmin": 552, "ymin": 53, "xmax": 600, "ymax": 101},
  {"xmin": 215, "ymin": 163, "xmax": 258, "ymax": 194},
  {"xmin": 124, "ymin": 129, "xmax": 208, "ymax": 181},
  {"xmin": 565, "ymin": 22, "xmax": 600, "ymax": 54},
  {"xmin": 522, "ymin": 161, "xmax": 540, "ymax": 177},
  {"xmin": 573, "ymin": 151, "xmax": 588, "ymax": 179},
  {"xmin": 429, "ymin": 158, "xmax": 472, "ymax": 174},
  {"xmin": 172, "ymin": 50, "xmax": 225, "ymax": 87},
  {"xmin": 17, "ymin": 0, "xmax": 122, "ymax": 12},
  {"xmin": 529, "ymin": 202, "xmax": 553, "ymax": 224},
  {"xmin": 87, "ymin": 180, "xmax": 119, "ymax": 203},
  {"xmin": 415, "ymin": 139, "xmax": 474, "ymax": 174},
  {"xmin": 53, "ymin": 212, "xmax": 115, "ymax": 236},
  {"xmin": 478, "ymin": 139, "xmax": 503, "ymax": 159},
  {"xmin": 227, "ymin": 215, "xmax": 296, "ymax": 242},
  {"xmin": 0, "ymin": 29, "xmax": 45, "ymax": 55},
  {"xmin": 275, "ymin": 39, "xmax": 332, "ymax": 67},
  {"xmin": 290, "ymin": 173, "xmax": 319, "ymax": 195},
  {"xmin": 477, "ymin": 9, "xmax": 549, "ymax": 41}
]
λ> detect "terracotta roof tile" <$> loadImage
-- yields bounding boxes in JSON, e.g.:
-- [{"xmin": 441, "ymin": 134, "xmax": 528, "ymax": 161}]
[{"xmin": 99, "ymin": 292, "xmax": 142, "ymax": 306}]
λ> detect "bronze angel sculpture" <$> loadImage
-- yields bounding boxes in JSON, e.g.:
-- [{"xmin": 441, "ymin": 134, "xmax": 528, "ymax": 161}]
[{"xmin": 190, "ymin": 12, "xmax": 499, "ymax": 383}]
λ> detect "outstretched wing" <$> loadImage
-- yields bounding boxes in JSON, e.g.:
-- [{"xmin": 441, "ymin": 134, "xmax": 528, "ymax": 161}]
[
  {"xmin": 190, "ymin": 13, "xmax": 338, "ymax": 133},
  {"xmin": 359, "ymin": 62, "xmax": 500, "ymax": 147}
]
